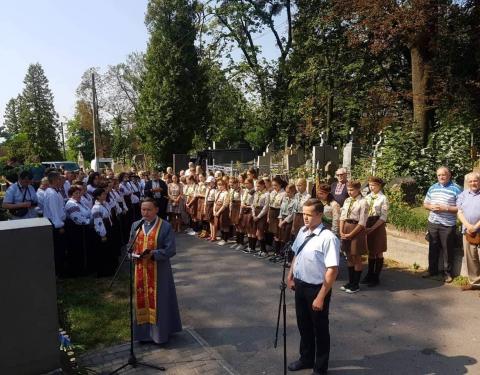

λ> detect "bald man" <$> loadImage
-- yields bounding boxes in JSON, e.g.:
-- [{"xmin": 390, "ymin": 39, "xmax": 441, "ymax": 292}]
[{"xmin": 423, "ymin": 167, "xmax": 462, "ymax": 283}]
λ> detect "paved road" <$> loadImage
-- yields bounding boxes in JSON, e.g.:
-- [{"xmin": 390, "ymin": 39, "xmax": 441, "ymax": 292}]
[{"xmin": 172, "ymin": 234, "xmax": 479, "ymax": 375}]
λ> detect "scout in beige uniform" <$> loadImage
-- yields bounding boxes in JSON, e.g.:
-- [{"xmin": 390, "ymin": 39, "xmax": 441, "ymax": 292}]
[
  {"xmin": 214, "ymin": 180, "xmax": 231, "ymax": 245},
  {"xmin": 363, "ymin": 177, "xmax": 388, "ymax": 287},
  {"xmin": 316, "ymin": 183, "xmax": 341, "ymax": 236},
  {"xmin": 195, "ymin": 174, "xmax": 208, "ymax": 237},
  {"xmin": 203, "ymin": 176, "xmax": 217, "ymax": 241},
  {"xmin": 268, "ymin": 176, "xmax": 286, "ymax": 258},
  {"xmin": 184, "ymin": 175, "xmax": 197, "ymax": 235},
  {"xmin": 241, "ymin": 178, "xmax": 255, "ymax": 252},
  {"xmin": 339, "ymin": 181, "xmax": 369, "ymax": 294},
  {"xmin": 249, "ymin": 179, "xmax": 269, "ymax": 256},
  {"xmin": 228, "ymin": 177, "xmax": 243, "ymax": 249},
  {"xmin": 271, "ymin": 183, "xmax": 297, "ymax": 263},
  {"xmin": 292, "ymin": 178, "xmax": 311, "ymax": 237}
]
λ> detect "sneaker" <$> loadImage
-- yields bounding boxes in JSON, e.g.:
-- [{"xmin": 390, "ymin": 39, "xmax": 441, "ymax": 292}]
[
  {"xmin": 255, "ymin": 251, "xmax": 269, "ymax": 258},
  {"xmin": 243, "ymin": 248, "xmax": 254, "ymax": 254},
  {"xmin": 235, "ymin": 244, "xmax": 244, "ymax": 250},
  {"xmin": 217, "ymin": 240, "xmax": 226, "ymax": 246},
  {"xmin": 340, "ymin": 283, "xmax": 351, "ymax": 291},
  {"xmin": 444, "ymin": 274, "xmax": 453, "ymax": 283},
  {"xmin": 345, "ymin": 285, "xmax": 360, "ymax": 294}
]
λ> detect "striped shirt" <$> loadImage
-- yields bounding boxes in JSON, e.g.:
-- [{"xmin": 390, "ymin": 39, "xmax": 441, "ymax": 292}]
[{"xmin": 424, "ymin": 181, "xmax": 462, "ymax": 226}]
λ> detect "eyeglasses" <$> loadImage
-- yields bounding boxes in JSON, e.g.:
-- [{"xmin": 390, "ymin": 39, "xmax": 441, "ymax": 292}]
[{"xmin": 336, "ymin": 173, "xmax": 346, "ymax": 177}]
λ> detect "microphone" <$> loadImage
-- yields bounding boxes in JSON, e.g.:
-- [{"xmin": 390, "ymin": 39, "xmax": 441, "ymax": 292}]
[{"xmin": 134, "ymin": 219, "xmax": 145, "ymax": 232}]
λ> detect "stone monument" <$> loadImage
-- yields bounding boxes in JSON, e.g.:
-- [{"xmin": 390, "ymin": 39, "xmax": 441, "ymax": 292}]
[{"xmin": 0, "ymin": 218, "xmax": 60, "ymax": 374}]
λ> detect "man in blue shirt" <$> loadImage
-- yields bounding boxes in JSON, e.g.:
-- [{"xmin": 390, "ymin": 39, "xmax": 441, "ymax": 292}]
[
  {"xmin": 423, "ymin": 166, "xmax": 462, "ymax": 282},
  {"xmin": 2, "ymin": 170, "xmax": 38, "ymax": 219},
  {"xmin": 287, "ymin": 199, "xmax": 340, "ymax": 375},
  {"xmin": 457, "ymin": 172, "xmax": 480, "ymax": 290}
]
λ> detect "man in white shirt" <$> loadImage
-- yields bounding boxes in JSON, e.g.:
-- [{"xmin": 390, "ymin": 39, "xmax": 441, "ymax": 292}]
[
  {"xmin": 287, "ymin": 199, "xmax": 340, "ymax": 375},
  {"xmin": 44, "ymin": 171, "xmax": 67, "ymax": 276}
]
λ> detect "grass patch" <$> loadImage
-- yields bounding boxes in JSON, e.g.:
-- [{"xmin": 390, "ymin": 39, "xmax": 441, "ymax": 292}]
[
  {"xmin": 452, "ymin": 276, "xmax": 469, "ymax": 287},
  {"xmin": 57, "ymin": 275, "xmax": 130, "ymax": 353}
]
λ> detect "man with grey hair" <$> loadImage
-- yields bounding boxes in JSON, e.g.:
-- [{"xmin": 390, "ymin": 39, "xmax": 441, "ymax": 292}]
[
  {"xmin": 330, "ymin": 168, "xmax": 349, "ymax": 206},
  {"xmin": 423, "ymin": 166, "xmax": 462, "ymax": 282},
  {"xmin": 457, "ymin": 171, "xmax": 480, "ymax": 291}
]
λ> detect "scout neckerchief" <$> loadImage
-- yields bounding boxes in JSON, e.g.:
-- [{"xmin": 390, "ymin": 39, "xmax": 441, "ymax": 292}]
[
  {"xmin": 254, "ymin": 190, "xmax": 266, "ymax": 207},
  {"xmin": 346, "ymin": 196, "xmax": 358, "ymax": 218},
  {"xmin": 320, "ymin": 200, "xmax": 333, "ymax": 225},
  {"xmin": 269, "ymin": 190, "xmax": 278, "ymax": 205},
  {"xmin": 368, "ymin": 193, "xmax": 378, "ymax": 216}
]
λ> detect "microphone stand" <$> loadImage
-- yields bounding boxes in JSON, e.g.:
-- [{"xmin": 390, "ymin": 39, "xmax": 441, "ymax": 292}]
[
  {"xmin": 274, "ymin": 241, "xmax": 292, "ymax": 375},
  {"xmin": 108, "ymin": 220, "xmax": 166, "ymax": 374}
]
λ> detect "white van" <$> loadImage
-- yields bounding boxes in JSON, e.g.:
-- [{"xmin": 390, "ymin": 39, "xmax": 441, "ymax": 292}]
[{"xmin": 91, "ymin": 158, "xmax": 114, "ymax": 172}]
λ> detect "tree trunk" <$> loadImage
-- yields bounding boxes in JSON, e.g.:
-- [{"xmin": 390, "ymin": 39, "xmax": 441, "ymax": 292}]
[{"xmin": 410, "ymin": 43, "xmax": 434, "ymax": 146}]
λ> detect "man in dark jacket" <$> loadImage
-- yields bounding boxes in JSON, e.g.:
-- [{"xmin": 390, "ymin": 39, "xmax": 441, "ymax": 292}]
[{"xmin": 144, "ymin": 170, "xmax": 168, "ymax": 219}]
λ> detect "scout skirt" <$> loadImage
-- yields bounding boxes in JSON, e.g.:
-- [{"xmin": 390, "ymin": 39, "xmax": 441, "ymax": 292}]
[
  {"xmin": 267, "ymin": 207, "xmax": 280, "ymax": 235},
  {"xmin": 196, "ymin": 197, "xmax": 206, "ymax": 221},
  {"xmin": 240, "ymin": 207, "xmax": 253, "ymax": 234},
  {"xmin": 230, "ymin": 201, "xmax": 241, "ymax": 225},
  {"xmin": 205, "ymin": 201, "xmax": 215, "ymax": 223},
  {"xmin": 291, "ymin": 213, "xmax": 304, "ymax": 237},
  {"xmin": 252, "ymin": 207, "xmax": 267, "ymax": 235},
  {"xmin": 278, "ymin": 218, "xmax": 293, "ymax": 243},
  {"xmin": 366, "ymin": 216, "xmax": 387, "ymax": 256},
  {"xmin": 341, "ymin": 220, "xmax": 368, "ymax": 256},
  {"xmin": 214, "ymin": 201, "xmax": 231, "ymax": 231}
]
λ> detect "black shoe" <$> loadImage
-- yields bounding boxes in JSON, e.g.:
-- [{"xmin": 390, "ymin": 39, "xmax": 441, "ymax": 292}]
[
  {"xmin": 288, "ymin": 360, "xmax": 314, "ymax": 371},
  {"xmin": 340, "ymin": 283, "xmax": 351, "ymax": 291},
  {"xmin": 360, "ymin": 274, "xmax": 372, "ymax": 284}
]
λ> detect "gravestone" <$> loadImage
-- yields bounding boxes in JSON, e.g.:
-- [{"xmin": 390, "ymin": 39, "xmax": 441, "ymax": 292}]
[{"xmin": 0, "ymin": 218, "xmax": 60, "ymax": 374}]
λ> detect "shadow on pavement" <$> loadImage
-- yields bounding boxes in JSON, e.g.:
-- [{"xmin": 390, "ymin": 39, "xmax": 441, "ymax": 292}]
[{"xmin": 329, "ymin": 348, "xmax": 477, "ymax": 375}]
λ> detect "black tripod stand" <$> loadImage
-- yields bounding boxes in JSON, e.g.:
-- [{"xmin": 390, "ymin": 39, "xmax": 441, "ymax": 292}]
[
  {"xmin": 274, "ymin": 241, "xmax": 292, "ymax": 375},
  {"xmin": 108, "ymin": 223, "xmax": 166, "ymax": 374}
]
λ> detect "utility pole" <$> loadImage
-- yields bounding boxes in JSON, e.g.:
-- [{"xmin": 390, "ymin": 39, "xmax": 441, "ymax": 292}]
[
  {"xmin": 60, "ymin": 121, "xmax": 66, "ymax": 160},
  {"xmin": 91, "ymin": 73, "xmax": 99, "ymax": 171}
]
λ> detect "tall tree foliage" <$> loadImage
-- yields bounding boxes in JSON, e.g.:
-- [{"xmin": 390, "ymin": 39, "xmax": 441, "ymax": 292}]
[
  {"xmin": 66, "ymin": 100, "xmax": 95, "ymax": 162},
  {"xmin": 209, "ymin": 0, "xmax": 293, "ymax": 147},
  {"xmin": 137, "ymin": 0, "xmax": 205, "ymax": 165},
  {"xmin": 1, "ymin": 97, "xmax": 21, "ymax": 139},
  {"xmin": 17, "ymin": 63, "xmax": 61, "ymax": 162}
]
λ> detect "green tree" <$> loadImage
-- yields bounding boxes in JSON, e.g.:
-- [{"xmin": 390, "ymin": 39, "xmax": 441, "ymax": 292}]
[
  {"xmin": 66, "ymin": 100, "xmax": 95, "ymax": 162},
  {"xmin": 1, "ymin": 97, "xmax": 21, "ymax": 139},
  {"xmin": 17, "ymin": 63, "xmax": 61, "ymax": 161},
  {"xmin": 137, "ymin": 0, "xmax": 205, "ymax": 165}
]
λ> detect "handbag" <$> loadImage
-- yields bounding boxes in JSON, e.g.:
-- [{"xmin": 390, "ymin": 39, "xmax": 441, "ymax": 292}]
[{"xmin": 465, "ymin": 232, "xmax": 480, "ymax": 245}]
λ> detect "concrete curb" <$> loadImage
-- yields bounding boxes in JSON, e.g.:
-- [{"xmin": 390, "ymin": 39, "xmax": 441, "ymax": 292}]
[{"xmin": 385, "ymin": 228, "xmax": 468, "ymax": 276}]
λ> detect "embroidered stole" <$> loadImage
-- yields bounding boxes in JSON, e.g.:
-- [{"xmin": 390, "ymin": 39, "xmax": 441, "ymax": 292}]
[{"xmin": 134, "ymin": 219, "xmax": 163, "ymax": 325}]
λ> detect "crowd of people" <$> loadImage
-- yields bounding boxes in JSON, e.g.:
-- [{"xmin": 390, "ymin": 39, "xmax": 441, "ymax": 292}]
[{"xmin": 1, "ymin": 162, "xmax": 479, "ymax": 293}]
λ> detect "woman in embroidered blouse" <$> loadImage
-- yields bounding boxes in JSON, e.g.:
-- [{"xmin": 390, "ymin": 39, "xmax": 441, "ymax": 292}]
[
  {"xmin": 362, "ymin": 176, "xmax": 388, "ymax": 287},
  {"xmin": 91, "ymin": 187, "xmax": 117, "ymax": 277},
  {"xmin": 65, "ymin": 185, "xmax": 91, "ymax": 276},
  {"xmin": 339, "ymin": 181, "xmax": 369, "ymax": 294},
  {"xmin": 316, "ymin": 183, "xmax": 341, "ymax": 236},
  {"xmin": 167, "ymin": 174, "xmax": 183, "ymax": 233}
]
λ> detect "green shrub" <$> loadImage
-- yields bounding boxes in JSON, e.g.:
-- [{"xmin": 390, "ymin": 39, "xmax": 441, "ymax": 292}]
[{"xmin": 388, "ymin": 203, "xmax": 429, "ymax": 233}]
